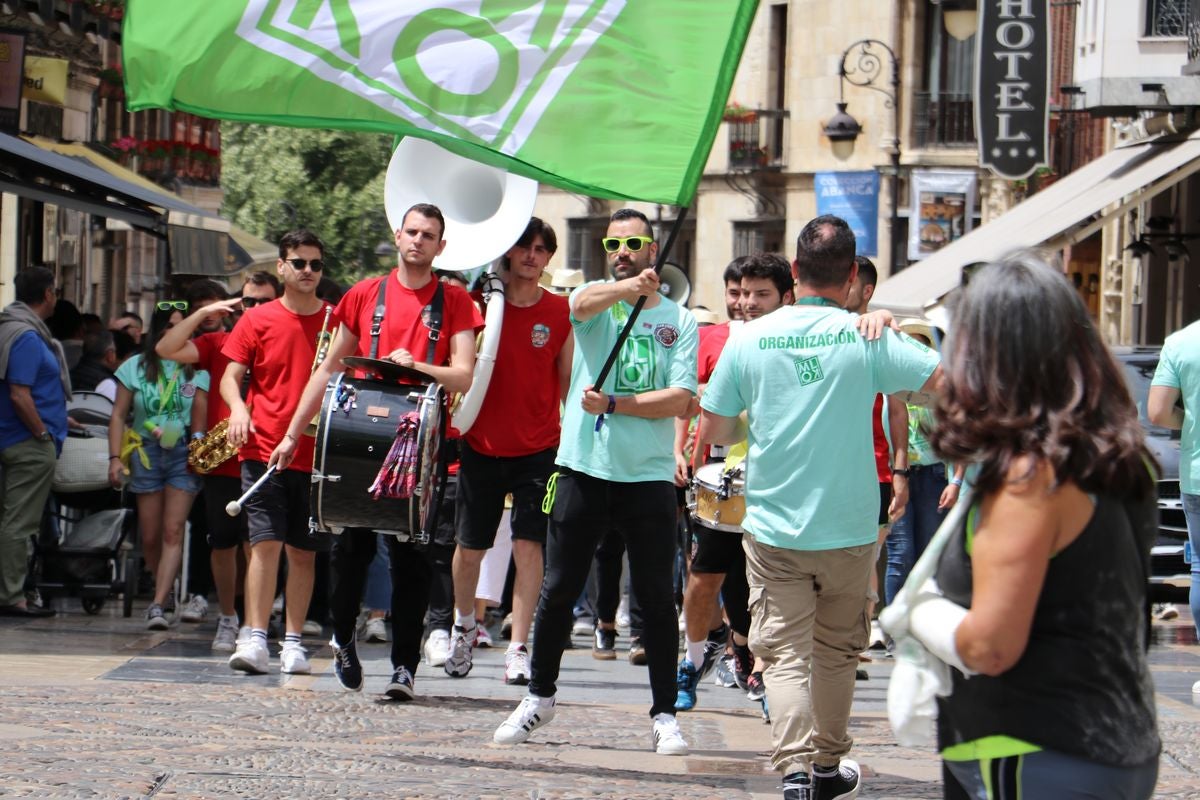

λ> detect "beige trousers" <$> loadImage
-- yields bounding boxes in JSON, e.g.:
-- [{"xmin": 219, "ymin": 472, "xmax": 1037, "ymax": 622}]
[{"xmin": 743, "ymin": 536, "xmax": 874, "ymax": 776}]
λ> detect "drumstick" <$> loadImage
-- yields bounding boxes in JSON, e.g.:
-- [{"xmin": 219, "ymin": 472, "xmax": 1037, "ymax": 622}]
[{"xmin": 226, "ymin": 464, "xmax": 277, "ymax": 516}]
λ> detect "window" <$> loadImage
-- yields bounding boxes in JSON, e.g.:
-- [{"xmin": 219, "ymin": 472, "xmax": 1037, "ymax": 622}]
[
  {"xmin": 913, "ymin": 4, "xmax": 976, "ymax": 148},
  {"xmin": 732, "ymin": 220, "xmax": 785, "ymax": 259},
  {"xmin": 567, "ymin": 217, "xmax": 609, "ymax": 282},
  {"xmin": 1146, "ymin": 0, "xmax": 1186, "ymax": 37}
]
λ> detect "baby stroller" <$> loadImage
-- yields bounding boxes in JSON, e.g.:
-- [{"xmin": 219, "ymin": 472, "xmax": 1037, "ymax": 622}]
[{"xmin": 30, "ymin": 391, "xmax": 138, "ymax": 616}]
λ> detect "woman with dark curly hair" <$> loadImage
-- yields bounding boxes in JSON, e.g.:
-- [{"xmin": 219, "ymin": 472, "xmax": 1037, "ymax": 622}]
[{"xmin": 904, "ymin": 252, "xmax": 1160, "ymax": 799}]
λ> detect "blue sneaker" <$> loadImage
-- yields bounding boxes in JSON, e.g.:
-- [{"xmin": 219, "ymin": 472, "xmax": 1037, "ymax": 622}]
[
  {"xmin": 674, "ymin": 659, "xmax": 701, "ymax": 711},
  {"xmin": 330, "ymin": 637, "xmax": 363, "ymax": 692},
  {"xmin": 384, "ymin": 666, "xmax": 415, "ymax": 701}
]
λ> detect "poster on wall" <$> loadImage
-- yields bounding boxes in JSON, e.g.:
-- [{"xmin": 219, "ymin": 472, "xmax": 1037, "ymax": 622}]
[
  {"xmin": 908, "ymin": 169, "xmax": 977, "ymax": 261},
  {"xmin": 815, "ymin": 171, "xmax": 880, "ymax": 256},
  {"xmin": 0, "ymin": 29, "xmax": 27, "ymax": 134}
]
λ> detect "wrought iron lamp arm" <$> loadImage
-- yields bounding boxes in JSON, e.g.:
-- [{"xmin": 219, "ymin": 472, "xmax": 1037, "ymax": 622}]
[{"xmin": 837, "ymin": 39, "xmax": 899, "ymax": 109}]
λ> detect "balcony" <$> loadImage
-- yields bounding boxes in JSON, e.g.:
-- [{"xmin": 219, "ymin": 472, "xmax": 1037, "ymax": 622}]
[
  {"xmin": 724, "ymin": 108, "xmax": 788, "ymax": 171},
  {"xmin": 911, "ymin": 92, "xmax": 975, "ymax": 149}
]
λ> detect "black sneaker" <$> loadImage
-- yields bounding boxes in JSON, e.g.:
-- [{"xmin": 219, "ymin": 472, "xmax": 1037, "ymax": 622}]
[
  {"xmin": 330, "ymin": 637, "xmax": 363, "ymax": 691},
  {"xmin": 628, "ymin": 636, "xmax": 647, "ymax": 665},
  {"xmin": 592, "ymin": 627, "xmax": 616, "ymax": 660},
  {"xmin": 746, "ymin": 670, "xmax": 765, "ymax": 701},
  {"xmin": 811, "ymin": 758, "xmax": 860, "ymax": 800},
  {"xmin": 782, "ymin": 770, "xmax": 811, "ymax": 800},
  {"xmin": 698, "ymin": 624, "xmax": 728, "ymax": 680},
  {"xmin": 384, "ymin": 666, "xmax": 415, "ymax": 701},
  {"xmin": 731, "ymin": 641, "xmax": 753, "ymax": 689}
]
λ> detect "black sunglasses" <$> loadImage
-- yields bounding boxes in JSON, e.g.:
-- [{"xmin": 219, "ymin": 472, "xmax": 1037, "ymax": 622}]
[
  {"xmin": 240, "ymin": 296, "xmax": 269, "ymax": 308},
  {"xmin": 285, "ymin": 257, "xmax": 325, "ymax": 272}
]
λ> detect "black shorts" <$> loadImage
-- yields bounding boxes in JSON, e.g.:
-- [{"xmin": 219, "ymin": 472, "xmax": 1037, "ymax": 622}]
[
  {"xmin": 878, "ymin": 481, "xmax": 893, "ymax": 526},
  {"xmin": 203, "ymin": 474, "xmax": 247, "ymax": 550},
  {"xmin": 455, "ymin": 444, "xmax": 555, "ymax": 549},
  {"xmin": 689, "ymin": 520, "xmax": 745, "ymax": 575},
  {"xmin": 242, "ymin": 460, "xmax": 331, "ymax": 551}
]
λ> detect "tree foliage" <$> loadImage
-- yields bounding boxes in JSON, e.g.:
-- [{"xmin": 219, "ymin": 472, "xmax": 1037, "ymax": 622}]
[{"xmin": 219, "ymin": 124, "xmax": 396, "ymax": 285}]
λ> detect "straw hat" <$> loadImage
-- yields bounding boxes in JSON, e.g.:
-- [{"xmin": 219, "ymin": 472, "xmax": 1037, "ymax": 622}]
[
  {"xmin": 898, "ymin": 317, "xmax": 939, "ymax": 345},
  {"xmin": 690, "ymin": 307, "xmax": 721, "ymax": 326},
  {"xmin": 546, "ymin": 268, "xmax": 583, "ymax": 295}
]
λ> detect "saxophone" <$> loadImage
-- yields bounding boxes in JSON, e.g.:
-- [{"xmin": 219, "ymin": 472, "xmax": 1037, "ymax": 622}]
[
  {"xmin": 188, "ymin": 417, "xmax": 239, "ymax": 474},
  {"xmin": 189, "ymin": 304, "xmax": 335, "ymax": 473}
]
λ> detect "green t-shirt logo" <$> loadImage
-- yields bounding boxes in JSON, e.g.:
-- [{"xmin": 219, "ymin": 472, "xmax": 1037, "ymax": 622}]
[
  {"xmin": 795, "ymin": 355, "xmax": 824, "ymax": 386},
  {"xmin": 617, "ymin": 335, "xmax": 656, "ymax": 392}
]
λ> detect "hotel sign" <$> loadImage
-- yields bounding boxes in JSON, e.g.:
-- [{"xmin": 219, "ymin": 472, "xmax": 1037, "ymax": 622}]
[{"xmin": 975, "ymin": 0, "xmax": 1049, "ymax": 180}]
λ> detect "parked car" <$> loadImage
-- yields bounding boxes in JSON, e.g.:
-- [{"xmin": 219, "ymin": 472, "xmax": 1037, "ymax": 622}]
[{"xmin": 1112, "ymin": 346, "xmax": 1188, "ymax": 601}]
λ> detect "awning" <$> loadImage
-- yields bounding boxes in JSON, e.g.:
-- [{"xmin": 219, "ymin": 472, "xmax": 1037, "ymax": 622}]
[
  {"xmin": 26, "ymin": 137, "xmax": 229, "ymax": 233},
  {"xmin": 0, "ymin": 132, "xmax": 228, "ymax": 234},
  {"xmin": 227, "ymin": 225, "xmax": 278, "ymax": 275},
  {"xmin": 0, "ymin": 132, "xmax": 233, "ymax": 275},
  {"xmin": 872, "ymin": 129, "xmax": 1200, "ymax": 317}
]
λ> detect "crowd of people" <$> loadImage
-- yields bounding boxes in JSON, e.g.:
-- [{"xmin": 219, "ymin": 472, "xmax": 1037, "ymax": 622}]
[{"xmin": 0, "ymin": 206, "xmax": 1165, "ymax": 799}]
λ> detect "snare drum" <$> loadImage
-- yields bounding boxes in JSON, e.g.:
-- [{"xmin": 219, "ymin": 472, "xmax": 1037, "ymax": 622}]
[
  {"xmin": 690, "ymin": 462, "xmax": 746, "ymax": 533},
  {"xmin": 311, "ymin": 373, "xmax": 446, "ymax": 540}
]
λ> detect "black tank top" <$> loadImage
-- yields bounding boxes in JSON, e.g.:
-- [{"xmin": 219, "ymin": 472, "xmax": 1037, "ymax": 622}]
[{"xmin": 934, "ymin": 491, "xmax": 1161, "ymax": 766}]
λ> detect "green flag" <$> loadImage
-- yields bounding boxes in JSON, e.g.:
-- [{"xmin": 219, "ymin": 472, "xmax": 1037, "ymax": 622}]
[{"xmin": 123, "ymin": 0, "xmax": 758, "ymax": 205}]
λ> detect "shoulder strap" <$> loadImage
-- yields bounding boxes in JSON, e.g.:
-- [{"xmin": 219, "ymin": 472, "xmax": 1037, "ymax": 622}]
[
  {"xmin": 425, "ymin": 280, "xmax": 444, "ymax": 364},
  {"xmin": 369, "ymin": 277, "xmax": 388, "ymax": 359}
]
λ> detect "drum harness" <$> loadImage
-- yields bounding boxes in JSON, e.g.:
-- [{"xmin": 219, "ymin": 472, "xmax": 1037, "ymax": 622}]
[{"xmin": 365, "ymin": 278, "xmax": 444, "ymax": 502}]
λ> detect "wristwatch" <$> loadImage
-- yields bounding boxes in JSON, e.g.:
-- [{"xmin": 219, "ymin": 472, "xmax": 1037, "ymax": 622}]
[
  {"xmin": 891, "ymin": 466, "xmax": 910, "ymax": 477},
  {"xmin": 36, "ymin": 430, "xmax": 52, "ymax": 442}
]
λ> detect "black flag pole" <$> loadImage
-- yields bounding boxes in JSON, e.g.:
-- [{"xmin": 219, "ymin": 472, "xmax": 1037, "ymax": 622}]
[{"xmin": 591, "ymin": 206, "xmax": 691, "ymax": 429}]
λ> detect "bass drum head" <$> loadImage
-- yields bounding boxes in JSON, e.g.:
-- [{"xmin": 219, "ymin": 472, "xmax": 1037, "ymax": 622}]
[{"xmin": 409, "ymin": 383, "xmax": 447, "ymax": 541}]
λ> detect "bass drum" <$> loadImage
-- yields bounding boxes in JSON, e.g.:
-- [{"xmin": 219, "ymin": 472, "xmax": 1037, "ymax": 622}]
[{"xmin": 310, "ymin": 373, "xmax": 446, "ymax": 541}]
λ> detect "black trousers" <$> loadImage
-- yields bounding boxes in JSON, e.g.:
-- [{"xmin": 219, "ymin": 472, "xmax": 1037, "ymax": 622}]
[
  {"xmin": 330, "ymin": 531, "xmax": 430, "ymax": 673},
  {"xmin": 594, "ymin": 531, "xmax": 643, "ymax": 637},
  {"xmin": 327, "ymin": 480, "xmax": 456, "ymax": 673},
  {"xmin": 529, "ymin": 469, "xmax": 679, "ymax": 716}
]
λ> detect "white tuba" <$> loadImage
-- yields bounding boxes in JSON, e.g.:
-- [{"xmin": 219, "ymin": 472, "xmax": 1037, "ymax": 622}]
[{"xmin": 383, "ymin": 137, "xmax": 539, "ymax": 433}]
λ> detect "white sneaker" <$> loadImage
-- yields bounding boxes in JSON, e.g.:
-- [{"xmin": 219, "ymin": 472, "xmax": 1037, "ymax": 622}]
[
  {"xmin": 424, "ymin": 629, "xmax": 450, "ymax": 667},
  {"xmin": 180, "ymin": 595, "xmax": 209, "ymax": 623},
  {"xmin": 229, "ymin": 637, "xmax": 269, "ymax": 674},
  {"xmin": 362, "ymin": 616, "xmax": 389, "ymax": 643},
  {"xmin": 444, "ymin": 624, "xmax": 476, "ymax": 677},
  {"xmin": 280, "ymin": 641, "xmax": 311, "ymax": 674},
  {"xmin": 869, "ymin": 619, "xmax": 887, "ymax": 650},
  {"xmin": 504, "ymin": 644, "xmax": 531, "ymax": 685},
  {"xmin": 211, "ymin": 615, "xmax": 240, "ymax": 652},
  {"xmin": 494, "ymin": 694, "xmax": 556, "ymax": 744},
  {"xmin": 651, "ymin": 713, "xmax": 689, "ymax": 755},
  {"xmin": 571, "ymin": 618, "xmax": 593, "ymax": 636},
  {"xmin": 1154, "ymin": 603, "xmax": 1180, "ymax": 621},
  {"xmin": 1192, "ymin": 679, "xmax": 1200, "ymax": 694},
  {"xmin": 475, "ymin": 624, "xmax": 494, "ymax": 649},
  {"xmin": 616, "ymin": 595, "xmax": 631, "ymax": 630},
  {"xmin": 302, "ymin": 619, "xmax": 323, "ymax": 637}
]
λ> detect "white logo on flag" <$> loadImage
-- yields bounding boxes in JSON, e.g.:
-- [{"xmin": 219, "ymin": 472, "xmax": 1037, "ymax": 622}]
[{"xmin": 236, "ymin": 0, "xmax": 625, "ymax": 154}]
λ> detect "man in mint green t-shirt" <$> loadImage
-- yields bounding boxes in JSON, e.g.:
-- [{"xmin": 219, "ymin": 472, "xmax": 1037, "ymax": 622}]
[
  {"xmin": 1150, "ymin": 320, "xmax": 1200, "ymax": 641},
  {"xmin": 494, "ymin": 208, "xmax": 698, "ymax": 756},
  {"xmin": 701, "ymin": 215, "xmax": 941, "ymax": 798}
]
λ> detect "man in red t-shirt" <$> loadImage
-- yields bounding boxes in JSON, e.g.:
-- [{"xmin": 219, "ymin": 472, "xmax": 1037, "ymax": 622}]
[
  {"xmin": 844, "ymin": 256, "xmax": 908, "ymax": 642},
  {"xmin": 272, "ymin": 203, "xmax": 482, "ymax": 700},
  {"xmin": 156, "ymin": 278, "xmax": 277, "ymax": 653},
  {"xmin": 219, "ymin": 229, "xmax": 335, "ymax": 677},
  {"xmin": 445, "ymin": 217, "xmax": 572, "ymax": 684}
]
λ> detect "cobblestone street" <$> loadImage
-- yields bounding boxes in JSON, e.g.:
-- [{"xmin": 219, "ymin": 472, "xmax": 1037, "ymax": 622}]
[{"xmin": 1, "ymin": 603, "xmax": 1198, "ymax": 798}]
